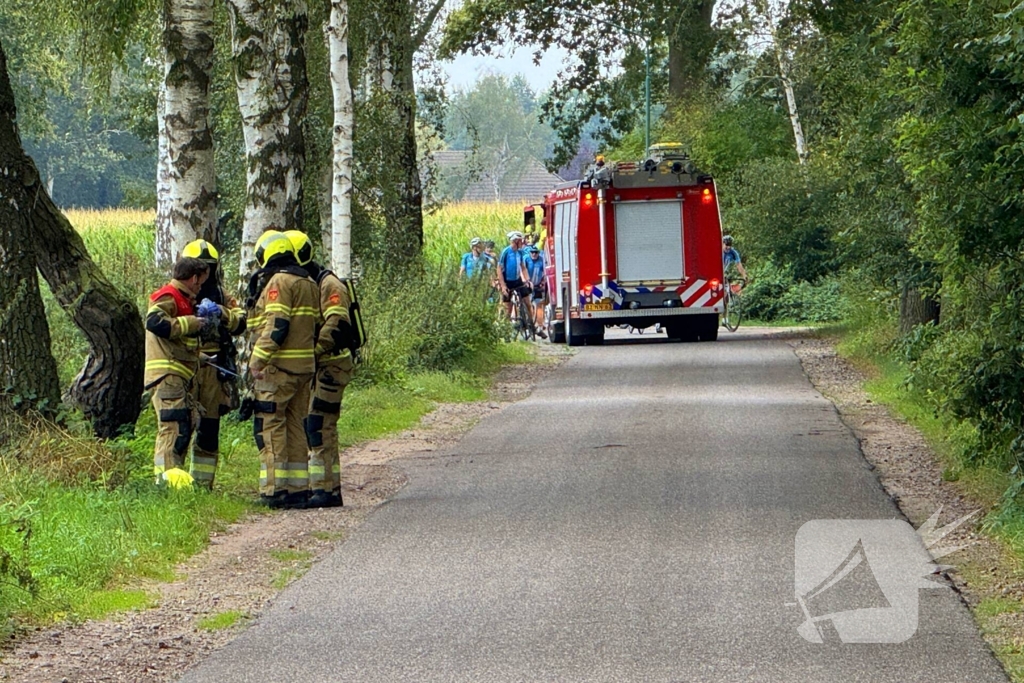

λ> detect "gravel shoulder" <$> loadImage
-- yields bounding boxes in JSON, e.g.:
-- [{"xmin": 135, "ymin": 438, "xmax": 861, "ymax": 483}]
[
  {"xmin": 0, "ymin": 349, "xmax": 567, "ymax": 683},
  {"xmin": 790, "ymin": 335, "xmax": 1024, "ymax": 679}
]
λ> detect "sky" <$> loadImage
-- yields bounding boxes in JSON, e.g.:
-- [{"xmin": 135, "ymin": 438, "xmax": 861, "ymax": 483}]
[{"xmin": 441, "ymin": 44, "xmax": 569, "ymax": 94}]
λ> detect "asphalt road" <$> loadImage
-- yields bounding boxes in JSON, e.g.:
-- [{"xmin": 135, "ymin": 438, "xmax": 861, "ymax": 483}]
[{"xmin": 180, "ymin": 328, "xmax": 1008, "ymax": 683}]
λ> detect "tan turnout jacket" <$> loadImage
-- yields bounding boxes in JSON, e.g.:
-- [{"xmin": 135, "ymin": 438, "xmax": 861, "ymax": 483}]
[
  {"xmin": 144, "ymin": 280, "xmax": 203, "ymax": 387},
  {"xmin": 248, "ymin": 271, "xmax": 319, "ymax": 375}
]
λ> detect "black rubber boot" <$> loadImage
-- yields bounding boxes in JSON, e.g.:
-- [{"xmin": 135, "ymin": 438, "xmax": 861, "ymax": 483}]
[
  {"xmin": 282, "ymin": 490, "xmax": 310, "ymax": 510},
  {"xmin": 308, "ymin": 489, "xmax": 343, "ymax": 508},
  {"xmin": 259, "ymin": 491, "xmax": 288, "ymax": 509}
]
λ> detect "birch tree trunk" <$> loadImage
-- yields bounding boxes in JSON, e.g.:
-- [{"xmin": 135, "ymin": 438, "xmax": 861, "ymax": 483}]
[
  {"xmin": 328, "ymin": 0, "xmax": 354, "ymax": 278},
  {"xmin": 157, "ymin": 0, "xmax": 218, "ymax": 267},
  {"xmin": 774, "ymin": 40, "xmax": 808, "ymax": 164},
  {"xmin": 155, "ymin": 80, "xmax": 173, "ymax": 265},
  {"xmin": 0, "ymin": 40, "xmax": 144, "ymax": 436},
  {"xmin": 228, "ymin": 0, "xmax": 309, "ymax": 278},
  {"xmin": 0, "ymin": 41, "xmax": 61, "ymax": 412}
]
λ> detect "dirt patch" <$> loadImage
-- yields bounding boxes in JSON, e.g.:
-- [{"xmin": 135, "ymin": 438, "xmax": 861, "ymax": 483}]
[
  {"xmin": 0, "ymin": 351, "xmax": 568, "ymax": 683},
  {"xmin": 790, "ymin": 336, "xmax": 1024, "ymax": 677}
]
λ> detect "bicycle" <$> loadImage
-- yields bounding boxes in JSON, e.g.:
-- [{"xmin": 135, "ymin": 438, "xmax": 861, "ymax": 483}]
[
  {"xmin": 508, "ymin": 285, "xmax": 537, "ymax": 342},
  {"xmin": 501, "ymin": 286, "xmax": 540, "ymax": 342},
  {"xmin": 722, "ymin": 277, "xmax": 746, "ymax": 332}
]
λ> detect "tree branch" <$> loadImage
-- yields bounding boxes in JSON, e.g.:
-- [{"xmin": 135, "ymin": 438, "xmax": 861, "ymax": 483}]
[{"xmin": 412, "ymin": 0, "xmax": 447, "ymax": 51}]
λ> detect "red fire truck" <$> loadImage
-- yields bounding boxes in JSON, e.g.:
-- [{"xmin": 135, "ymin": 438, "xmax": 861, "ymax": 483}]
[{"xmin": 525, "ymin": 144, "xmax": 726, "ymax": 346}]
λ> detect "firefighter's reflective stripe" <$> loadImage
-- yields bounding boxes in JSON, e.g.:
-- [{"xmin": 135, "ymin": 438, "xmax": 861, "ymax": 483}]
[
  {"xmin": 265, "ymin": 304, "xmax": 319, "ymax": 317},
  {"xmin": 323, "ymin": 305, "xmax": 347, "ymax": 319},
  {"xmin": 248, "ymin": 314, "xmax": 267, "ymax": 328},
  {"xmin": 190, "ymin": 456, "xmax": 218, "ymax": 476},
  {"xmin": 259, "ymin": 464, "xmax": 308, "ymax": 486},
  {"xmin": 145, "ymin": 359, "xmax": 196, "ymax": 379},
  {"xmin": 274, "ymin": 349, "xmax": 315, "ymax": 358},
  {"xmin": 309, "ymin": 465, "xmax": 326, "ymax": 476},
  {"xmin": 252, "ymin": 347, "xmax": 315, "ymax": 361},
  {"xmin": 320, "ymin": 351, "xmax": 351, "ymax": 363}
]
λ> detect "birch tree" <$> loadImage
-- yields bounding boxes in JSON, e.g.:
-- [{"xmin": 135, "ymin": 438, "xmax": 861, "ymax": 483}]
[
  {"xmin": 327, "ymin": 0, "xmax": 354, "ymax": 277},
  {"xmin": 720, "ymin": 0, "xmax": 809, "ymax": 163},
  {"xmin": 228, "ymin": 0, "xmax": 310, "ymax": 277},
  {"xmin": 156, "ymin": 0, "xmax": 219, "ymax": 267}
]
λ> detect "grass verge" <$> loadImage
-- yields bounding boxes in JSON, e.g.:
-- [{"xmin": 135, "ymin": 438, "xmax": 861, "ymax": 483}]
[{"xmin": 0, "ymin": 343, "xmax": 538, "ymax": 628}]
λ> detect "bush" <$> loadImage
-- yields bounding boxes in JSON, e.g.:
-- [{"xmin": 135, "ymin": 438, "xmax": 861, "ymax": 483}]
[
  {"xmin": 356, "ymin": 264, "xmax": 502, "ymax": 384},
  {"xmin": 741, "ymin": 261, "xmax": 848, "ymax": 323}
]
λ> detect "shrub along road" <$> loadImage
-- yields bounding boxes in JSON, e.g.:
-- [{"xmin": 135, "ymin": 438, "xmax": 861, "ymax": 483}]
[{"xmin": 181, "ymin": 328, "xmax": 1008, "ymax": 682}]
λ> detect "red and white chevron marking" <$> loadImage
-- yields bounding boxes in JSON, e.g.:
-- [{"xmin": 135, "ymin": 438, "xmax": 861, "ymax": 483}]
[{"xmin": 680, "ymin": 278, "xmax": 723, "ymax": 308}]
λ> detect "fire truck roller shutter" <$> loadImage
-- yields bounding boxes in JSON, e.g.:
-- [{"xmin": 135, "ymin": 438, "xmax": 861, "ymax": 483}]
[
  {"xmin": 614, "ymin": 200, "xmax": 684, "ymax": 282},
  {"xmin": 553, "ymin": 200, "xmax": 578, "ymax": 310}
]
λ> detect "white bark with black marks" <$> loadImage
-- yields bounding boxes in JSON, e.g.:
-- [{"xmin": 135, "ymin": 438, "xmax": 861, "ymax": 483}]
[
  {"xmin": 228, "ymin": 0, "xmax": 309, "ymax": 278},
  {"xmin": 328, "ymin": 0, "xmax": 353, "ymax": 278},
  {"xmin": 158, "ymin": 0, "xmax": 218, "ymax": 267}
]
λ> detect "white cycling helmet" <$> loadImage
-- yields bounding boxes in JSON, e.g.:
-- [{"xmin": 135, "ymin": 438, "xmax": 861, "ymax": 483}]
[
  {"xmin": 470, "ymin": 237, "xmax": 482, "ymax": 247},
  {"xmin": 507, "ymin": 230, "xmax": 524, "ymax": 242}
]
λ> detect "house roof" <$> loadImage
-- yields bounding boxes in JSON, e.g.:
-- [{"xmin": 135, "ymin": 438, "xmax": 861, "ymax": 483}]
[{"xmin": 431, "ymin": 150, "xmax": 564, "ymax": 203}]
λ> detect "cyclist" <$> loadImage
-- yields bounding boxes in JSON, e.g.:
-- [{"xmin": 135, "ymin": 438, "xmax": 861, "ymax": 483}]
[
  {"xmin": 460, "ymin": 237, "xmax": 490, "ymax": 279},
  {"xmin": 722, "ymin": 235, "xmax": 748, "ymax": 280},
  {"xmin": 524, "ymin": 245, "xmax": 548, "ymax": 339},
  {"xmin": 497, "ymin": 231, "xmax": 531, "ymax": 320}
]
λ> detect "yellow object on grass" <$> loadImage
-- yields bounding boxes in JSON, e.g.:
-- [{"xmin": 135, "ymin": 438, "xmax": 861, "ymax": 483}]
[{"xmin": 162, "ymin": 467, "xmax": 194, "ymax": 489}]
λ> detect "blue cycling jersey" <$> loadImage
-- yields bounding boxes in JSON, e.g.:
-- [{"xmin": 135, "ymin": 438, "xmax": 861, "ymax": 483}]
[
  {"xmin": 525, "ymin": 255, "xmax": 545, "ymax": 284},
  {"xmin": 723, "ymin": 247, "xmax": 742, "ymax": 270},
  {"xmin": 461, "ymin": 252, "xmax": 490, "ymax": 278},
  {"xmin": 498, "ymin": 246, "xmax": 524, "ymax": 283}
]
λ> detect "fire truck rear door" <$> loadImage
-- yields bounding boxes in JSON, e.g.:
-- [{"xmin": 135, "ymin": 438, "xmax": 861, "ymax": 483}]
[
  {"xmin": 613, "ymin": 199, "xmax": 684, "ymax": 282},
  {"xmin": 553, "ymin": 200, "xmax": 578, "ymax": 309}
]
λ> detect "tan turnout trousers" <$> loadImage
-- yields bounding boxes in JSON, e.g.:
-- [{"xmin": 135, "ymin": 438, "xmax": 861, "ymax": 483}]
[
  {"xmin": 254, "ymin": 366, "xmax": 313, "ymax": 495},
  {"xmin": 152, "ymin": 375, "xmax": 195, "ymax": 480},
  {"xmin": 307, "ymin": 358, "xmax": 353, "ymax": 494},
  {"xmin": 190, "ymin": 364, "xmax": 232, "ymax": 488}
]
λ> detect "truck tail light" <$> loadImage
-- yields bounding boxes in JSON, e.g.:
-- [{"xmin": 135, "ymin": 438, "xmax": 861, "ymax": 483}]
[
  {"xmin": 710, "ymin": 278, "xmax": 721, "ymax": 292},
  {"xmin": 583, "ymin": 284, "xmax": 593, "ymax": 296},
  {"xmin": 584, "ymin": 192, "xmax": 594, "ymax": 207},
  {"xmin": 702, "ymin": 188, "xmax": 713, "ymax": 204}
]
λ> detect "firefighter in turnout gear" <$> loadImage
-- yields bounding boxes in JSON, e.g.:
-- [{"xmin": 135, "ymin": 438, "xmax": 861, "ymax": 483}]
[
  {"xmin": 246, "ymin": 231, "xmax": 320, "ymax": 509},
  {"xmin": 286, "ymin": 230, "xmax": 355, "ymax": 508},
  {"xmin": 180, "ymin": 239, "xmax": 246, "ymax": 489},
  {"xmin": 145, "ymin": 257, "xmax": 211, "ymax": 483}
]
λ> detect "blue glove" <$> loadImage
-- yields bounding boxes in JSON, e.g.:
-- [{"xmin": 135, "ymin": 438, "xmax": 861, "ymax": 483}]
[{"xmin": 196, "ymin": 298, "xmax": 221, "ymax": 320}]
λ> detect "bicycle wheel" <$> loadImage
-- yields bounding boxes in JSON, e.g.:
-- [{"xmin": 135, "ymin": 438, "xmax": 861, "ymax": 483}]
[
  {"xmin": 723, "ymin": 289, "xmax": 742, "ymax": 332},
  {"xmin": 518, "ymin": 297, "xmax": 535, "ymax": 341}
]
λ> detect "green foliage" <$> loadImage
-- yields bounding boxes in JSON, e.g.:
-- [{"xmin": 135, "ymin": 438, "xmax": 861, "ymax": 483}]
[
  {"xmin": 722, "ymin": 158, "xmax": 841, "ymax": 283},
  {"xmin": 741, "ymin": 261, "xmax": 847, "ymax": 323}
]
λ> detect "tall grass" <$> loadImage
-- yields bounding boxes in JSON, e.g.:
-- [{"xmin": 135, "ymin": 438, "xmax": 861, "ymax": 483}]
[{"xmin": 423, "ymin": 202, "xmax": 522, "ymax": 266}]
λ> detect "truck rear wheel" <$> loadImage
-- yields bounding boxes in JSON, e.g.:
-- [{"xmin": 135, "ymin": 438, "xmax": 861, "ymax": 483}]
[
  {"xmin": 697, "ymin": 314, "xmax": 719, "ymax": 342},
  {"xmin": 664, "ymin": 321, "xmax": 697, "ymax": 342}
]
